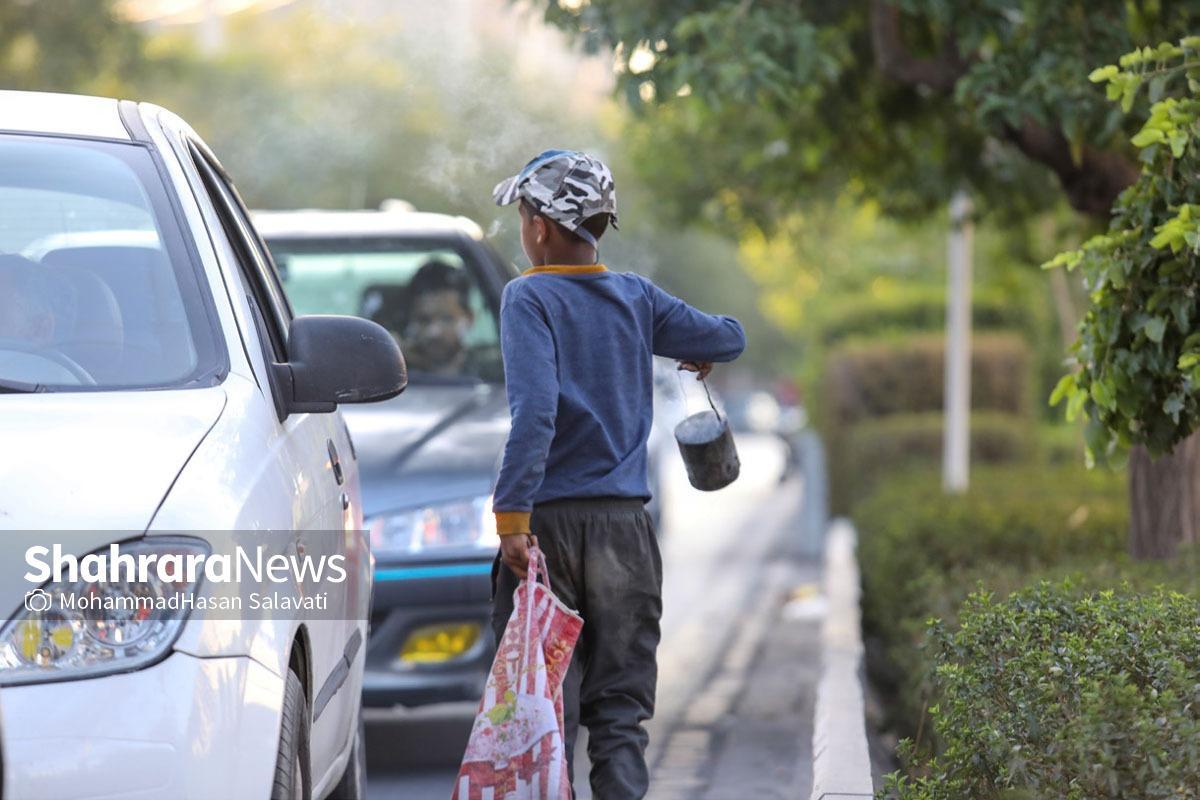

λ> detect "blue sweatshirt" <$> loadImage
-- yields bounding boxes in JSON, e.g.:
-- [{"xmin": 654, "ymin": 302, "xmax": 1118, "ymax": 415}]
[{"xmin": 492, "ymin": 264, "xmax": 746, "ymax": 534}]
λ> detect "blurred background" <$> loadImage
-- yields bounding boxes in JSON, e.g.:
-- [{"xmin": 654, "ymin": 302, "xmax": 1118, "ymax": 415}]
[
  {"xmin": 0, "ymin": 0, "xmax": 1112, "ymax": 454},
  {"xmin": 0, "ymin": 0, "xmax": 1114, "ymax": 424},
  {"xmin": 4, "ymin": 0, "xmax": 789, "ymax": 377}
]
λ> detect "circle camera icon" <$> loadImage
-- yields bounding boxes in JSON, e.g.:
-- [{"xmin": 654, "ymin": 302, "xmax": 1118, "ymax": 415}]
[{"xmin": 24, "ymin": 589, "xmax": 52, "ymax": 613}]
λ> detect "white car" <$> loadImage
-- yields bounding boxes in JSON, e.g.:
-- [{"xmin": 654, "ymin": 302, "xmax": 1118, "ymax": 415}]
[{"xmin": 0, "ymin": 91, "xmax": 406, "ymax": 799}]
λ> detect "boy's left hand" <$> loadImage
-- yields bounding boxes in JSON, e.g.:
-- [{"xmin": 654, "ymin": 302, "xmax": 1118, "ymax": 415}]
[
  {"xmin": 500, "ymin": 533, "xmax": 537, "ymax": 578},
  {"xmin": 678, "ymin": 360, "xmax": 713, "ymax": 380}
]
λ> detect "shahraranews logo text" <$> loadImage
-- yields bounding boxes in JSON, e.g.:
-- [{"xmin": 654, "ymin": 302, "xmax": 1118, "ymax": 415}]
[{"xmin": 24, "ymin": 544, "xmax": 347, "ymax": 585}]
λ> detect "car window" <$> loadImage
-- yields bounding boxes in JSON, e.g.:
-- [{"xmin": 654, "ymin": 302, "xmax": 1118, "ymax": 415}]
[
  {"xmin": 189, "ymin": 144, "xmax": 290, "ymax": 362},
  {"xmin": 0, "ymin": 134, "xmax": 223, "ymax": 392},
  {"xmin": 266, "ymin": 237, "xmax": 503, "ymax": 383}
]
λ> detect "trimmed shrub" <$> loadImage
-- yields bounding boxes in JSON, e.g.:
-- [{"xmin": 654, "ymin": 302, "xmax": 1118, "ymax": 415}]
[
  {"xmin": 856, "ymin": 464, "xmax": 1129, "ymax": 734},
  {"xmin": 834, "ymin": 412, "xmax": 1034, "ymax": 512},
  {"xmin": 885, "ymin": 584, "xmax": 1200, "ymax": 800},
  {"xmin": 813, "ymin": 286, "xmax": 1038, "ymax": 348},
  {"xmin": 799, "ymin": 282, "xmax": 1063, "ymax": 427},
  {"xmin": 824, "ymin": 333, "xmax": 1032, "ymax": 425},
  {"xmin": 858, "ymin": 464, "xmax": 1128, "ymax": 627},
  {"xmin": 821, "ymin": 333, "xmax": 1035, "ymax": 513}
]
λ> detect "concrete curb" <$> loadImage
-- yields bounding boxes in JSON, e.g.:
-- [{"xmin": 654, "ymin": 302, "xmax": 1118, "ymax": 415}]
[
  {"xmin": 796, "ymin": 430, "xmax": 829, "ymax": 560},
  {"xmin": 809, "ymin": 518, "xmax": 874, "ymax": 800}
]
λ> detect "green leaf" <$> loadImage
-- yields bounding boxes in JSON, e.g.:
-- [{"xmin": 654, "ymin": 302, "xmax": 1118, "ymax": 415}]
[
  {"xmin": 1168, "ymin": 131, "xmax": 1189, "ymax": 158},
  {"xmin": 1066, "ymin": 386, "xmax": 1087, "ymax": 423},
  {"xmin": 1083, "ymin": 419, "xmax": 1113, "ymax": 465},
  {"xmin": 1148, "ymin": 74, "xmax": 1169, "ymax": 103},
  {"xmin": 1131, "ymin": 127, "xmax": 1165, "ymax": 148},
  {"xmin": 1143, "ymin": 316, "xmax": 1167, "ymax": 343},
  {"xmin": 1150, "ymin": 220, "xmax": 1184, "ymax": 251},
  {"xmin": 1049, "ymin": 373, "xmax": 1077, "ymax": 407},
  {"xmin": 1091, "ymin": 380, "xmax": 1116, "ymax": 411},
  {"xmin": 1171, "ymin": 296, "xmax": 1192, "ymax": 331},
  {"xmin": 1164, "ymin": 392, "xmax": 1185, "ymax": 423},
  {"xmin": 1121, "ymin": 77, "xmax": 1142, "ymax": 112}
]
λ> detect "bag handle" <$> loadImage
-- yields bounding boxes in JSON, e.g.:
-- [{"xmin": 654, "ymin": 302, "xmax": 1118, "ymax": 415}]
[
  {"xmin": 519, "ymin": 545, "xmax": 548, "ymax": 675},
  {"xmin": 526, "ymin": 546, "xmax": 551, "ymax": 592}
]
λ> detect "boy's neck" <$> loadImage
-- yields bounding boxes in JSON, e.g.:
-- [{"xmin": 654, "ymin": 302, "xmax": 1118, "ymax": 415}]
[{"xmin": 537, "ymin": 245, "xmax": 598, "ymax": 266}]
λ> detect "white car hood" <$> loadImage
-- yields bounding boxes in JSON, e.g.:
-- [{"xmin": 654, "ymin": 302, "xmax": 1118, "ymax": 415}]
[{"xmin": 0, "ymin": 387, "xmax": 226, "ymax": 531}]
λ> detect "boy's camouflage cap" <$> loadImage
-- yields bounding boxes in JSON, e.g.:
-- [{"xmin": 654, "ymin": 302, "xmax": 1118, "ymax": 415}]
[{"xmin": 492, "ymin": 149, "xmax": 619, "ymax": 246}]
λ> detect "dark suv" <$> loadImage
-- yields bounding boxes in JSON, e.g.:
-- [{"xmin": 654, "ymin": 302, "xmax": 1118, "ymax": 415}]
[{"xmin": 258, "ymin": 208, "xmax": 669, "ymax": 711}]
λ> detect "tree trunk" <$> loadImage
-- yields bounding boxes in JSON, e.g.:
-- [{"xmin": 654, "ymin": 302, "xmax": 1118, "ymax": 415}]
[{"xmin": 1128, "ymin": 431, "xmax": 1200, "ymax": 559}]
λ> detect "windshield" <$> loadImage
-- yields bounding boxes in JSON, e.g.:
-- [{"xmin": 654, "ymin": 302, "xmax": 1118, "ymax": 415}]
[
  {"xmin": 267, "ymin": 237, "xmax": 503, "ymax": 383},
  {"xmin": 0, "ymin": 135, "xmax": 223, "ymax": 392}
]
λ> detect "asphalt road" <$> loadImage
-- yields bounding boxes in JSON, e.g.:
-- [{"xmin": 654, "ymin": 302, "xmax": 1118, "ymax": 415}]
[{"xmin": 365, "ymin": 433, "xmax": 801, "ymax": 799}]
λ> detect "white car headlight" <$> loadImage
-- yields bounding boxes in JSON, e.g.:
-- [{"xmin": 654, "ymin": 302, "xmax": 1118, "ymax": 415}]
[
  {"xmin": 0, "ymin": 537, "xmax": 208, "ymax": 686},
  {"xmin": 368, "ymin": 495, "xmax": 499, "ymax": 556}
]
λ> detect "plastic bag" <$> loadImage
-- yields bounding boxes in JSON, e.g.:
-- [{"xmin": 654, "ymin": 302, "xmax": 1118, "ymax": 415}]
[{"xmin": 453, "ymin": 546, "xmax": 583, "ymax": 799}]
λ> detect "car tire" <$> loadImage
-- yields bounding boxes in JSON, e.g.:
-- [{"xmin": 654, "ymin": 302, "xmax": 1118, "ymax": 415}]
[
  {"xmin": 272, "ymin": 667, "xmax": 311, "ymax": 800},
  {"xmin": 327, "ymin": 710, "xmax": 366, "ymax": 800}
]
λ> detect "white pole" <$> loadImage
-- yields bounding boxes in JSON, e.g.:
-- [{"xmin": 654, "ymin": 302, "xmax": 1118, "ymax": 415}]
[
  {"xmin": 199, "ymin": 0, "xmax": 224, "ymax": 55},
  {"xmin": 943, "ymin": 190, "xmax": 973, "ymax": 493}
]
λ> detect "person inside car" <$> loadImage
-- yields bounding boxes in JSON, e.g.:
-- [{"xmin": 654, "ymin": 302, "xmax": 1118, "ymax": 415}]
[
  {"xmin": 0, "ymin": 254, "xmax": 56, "ymax": 344},
  {"xmin": 399, "ymin": 259, "xmax": 476, "ymax": 377},
  {"xmin": 0, "ymin": 253, "xmax": 77, "ymax": 385}
]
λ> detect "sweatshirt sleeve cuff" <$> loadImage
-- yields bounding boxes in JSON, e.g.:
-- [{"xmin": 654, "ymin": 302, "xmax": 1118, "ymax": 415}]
[{"xmin": 495, "ymin": 511, "xmax": 532, "ymax": 536}]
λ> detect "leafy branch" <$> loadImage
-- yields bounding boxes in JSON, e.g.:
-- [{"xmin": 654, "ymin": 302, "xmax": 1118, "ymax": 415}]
[{"xmin": 1047, "ymin": 35, "xmax": 1200, "ymax": 464}]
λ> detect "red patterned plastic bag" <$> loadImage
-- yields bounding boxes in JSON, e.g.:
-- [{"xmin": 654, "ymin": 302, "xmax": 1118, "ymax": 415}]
[{"xmin": 453, "ymin": 547, "xmax": 583, "ymax": 800}]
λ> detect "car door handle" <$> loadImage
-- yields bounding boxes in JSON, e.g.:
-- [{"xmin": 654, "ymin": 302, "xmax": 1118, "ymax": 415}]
[{"xmin": 327, "ymin": 438, "xmax": 344, "ymax": 486}]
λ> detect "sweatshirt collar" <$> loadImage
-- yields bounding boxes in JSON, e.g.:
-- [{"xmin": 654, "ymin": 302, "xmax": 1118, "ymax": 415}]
[{"xmin": 522, "ymin": 264, "xmax": 608, "ymax": 276}]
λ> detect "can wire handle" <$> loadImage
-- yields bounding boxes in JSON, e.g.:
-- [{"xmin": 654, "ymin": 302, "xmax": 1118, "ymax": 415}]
[
  {"xmin": 700, "ymin": 376, "xmax": 721, "ymax": 420},
  {"xmin": 676, "ymin": 368, "xmax": 723, "ymax": 422}
]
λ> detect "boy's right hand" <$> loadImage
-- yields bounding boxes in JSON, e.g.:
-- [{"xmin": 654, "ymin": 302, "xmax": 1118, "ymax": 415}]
[
  {"xmin": 678, "ymin": 360, "xmax": 714, "ymax": 380},
  {"xmin": 500, "ymin": 533, "xmax": 536, "ymax": 578}
]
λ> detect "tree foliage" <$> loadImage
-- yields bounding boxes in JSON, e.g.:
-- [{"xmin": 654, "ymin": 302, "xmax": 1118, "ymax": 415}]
[
  {"xmin": 0, "ymin": 0, "xmax": 144, "ymax": 96},
  {"xmin": 1048, "ymin": 37, "xmax": 1200, "ymax": 464},
  {"xmin": 537, "ymin": 0, "xmax": 1198, "ymax": 228}
]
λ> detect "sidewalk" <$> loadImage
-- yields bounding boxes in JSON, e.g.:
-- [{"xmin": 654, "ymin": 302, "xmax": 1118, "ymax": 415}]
[
  {"xmin": 648, "ymin": 559, "xmax": 821, "ymax": 800},
  {"xmin": 569, "ymin": 435, "xmax": 825, "ymax": 799}
]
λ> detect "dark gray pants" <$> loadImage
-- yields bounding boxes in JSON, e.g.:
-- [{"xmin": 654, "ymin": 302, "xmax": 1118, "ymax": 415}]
[{"xmin": 491, "ymin": 497, "xmax": 663, "ymax": 800}]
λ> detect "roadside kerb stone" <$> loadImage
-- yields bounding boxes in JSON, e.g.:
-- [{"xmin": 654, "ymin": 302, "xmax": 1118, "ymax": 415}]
[{"xmin": 809, "ymin": 518, "xmax": 873, "ymax": 800}]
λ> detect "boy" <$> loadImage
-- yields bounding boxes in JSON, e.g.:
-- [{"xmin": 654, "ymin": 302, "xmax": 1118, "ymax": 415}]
[{"xmin": 489, "ymin": 149, "xmax": 745, "ymax": 798}]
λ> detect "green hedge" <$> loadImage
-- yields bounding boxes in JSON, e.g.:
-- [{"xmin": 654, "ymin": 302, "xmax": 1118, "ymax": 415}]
[
  {"xmin": 886, "ymin": 584, "xmax": 1200, "ymax": 800},
  {"xmin": 857, "ymin": 464, "xmax": 1129, "ymax": 735},
  {"xmin": 833, "ymin": 412, "xmax": 1033, "ymax": 512},
  {"xmin": 821, "ymin": 332, "xmax": 1035, "ymax": 513},
  {"xmin": 812, "ymin": 286, "xmax": 1038, "ymax": 347},
  {"xmin": 799, "ymin": 282, "xmax": 1062, "ymax": 427},
  {"xmin": 858, "ymin": 464, "xmax": 1128, "ymax": 625},
  {"xmin": 824, "ymin": 333, "xmax": 1032, "ymax": 425}
]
